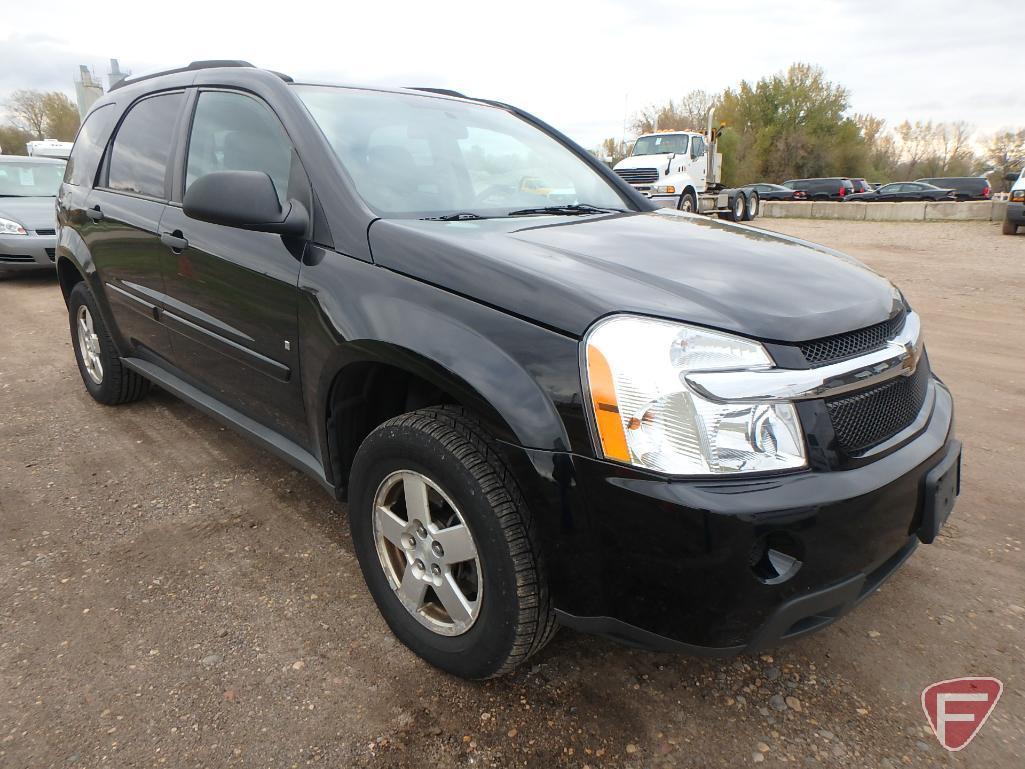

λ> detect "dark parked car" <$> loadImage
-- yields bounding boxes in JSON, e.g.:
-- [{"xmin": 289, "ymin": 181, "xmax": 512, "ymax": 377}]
[
  {"xmin": 915, "ymin": 177, "xmax": 991, "ymax": 201},
  {"xmin": 848, "ymin": 182, "xmax": 957, "ymax": 202},
  {"xmin": 55, "ymin": 62, "xmax": 960, "ymax": 679},
  {"xmin": 781, "ymin": 177, "xmax": 855, "ymax": 200},
  {"xmin": 0, "ymin": 155, "xmax": 66, "ymax": 275},
  {"xmin": 849, "ymin": 178, "xmax": 870, "ymax": 194},
  {"xmin": 744, "ymin": 183, "xmax": 806, "ymax": 201}
]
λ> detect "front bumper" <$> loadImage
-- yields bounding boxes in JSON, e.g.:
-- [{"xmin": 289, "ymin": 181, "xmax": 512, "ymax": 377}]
[
  {"xmin": 503, "ymin": 379, "xmax": 957, "ymax": 654},
  {"xmin": 1006, "ymin": 201, "xmax": 1025, "ymax": 225},
  {"xmin": 0, "ymin": 233, "xmax": 57, "ymax": 271}
]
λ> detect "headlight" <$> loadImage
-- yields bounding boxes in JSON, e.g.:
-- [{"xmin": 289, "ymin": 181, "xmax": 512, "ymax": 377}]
[
  {"xmin": 584, "ymin": 315, "xmax": 806, "ymax": 475},
  {"xmin": 653, "ymin": 185, "xmax": 676, "ymax": 194},
  {"xmin": 0, "ymin": 217, "xmax": 27, "ymax": 235}
]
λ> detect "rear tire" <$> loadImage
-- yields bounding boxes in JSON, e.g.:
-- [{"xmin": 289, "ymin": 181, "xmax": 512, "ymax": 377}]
[
  {"xmin": 348, "ymin": 406, "xmax": 557, "ymax": 679},
  {"xmin": 68, "ymin": 283, "xmax": 150, "ymax": 405},
  {"xmin": 1003, "ymin": 217, "xmax": 1019, "ymax": 235},
  {"xmin": 744, "ymin": 191, "xmax": 760, "ymax": 221},
  {"xmin": 726, "ymin": 192, "xmax": 747, "ymax": 222}
]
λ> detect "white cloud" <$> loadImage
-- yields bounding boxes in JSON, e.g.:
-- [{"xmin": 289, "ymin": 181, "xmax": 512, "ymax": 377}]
[{"xmin": 0, "ymin": 0, "xmax": 1016, "ymax": 146}]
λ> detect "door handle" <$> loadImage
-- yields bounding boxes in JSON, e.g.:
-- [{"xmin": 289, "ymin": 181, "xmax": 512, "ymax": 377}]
[
  {"xmin": 160, "ymin": 230, "xmax": 189, "ymax": 253},
  {"xmin": 86, "ymin": 206, "xmax": 104, "ymax": 222}
]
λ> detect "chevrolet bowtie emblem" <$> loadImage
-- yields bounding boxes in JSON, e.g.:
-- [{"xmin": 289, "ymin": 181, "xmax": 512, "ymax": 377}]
[{"xmin": 900, "ymin": 341, "xmax": 921, "ymax": 376}]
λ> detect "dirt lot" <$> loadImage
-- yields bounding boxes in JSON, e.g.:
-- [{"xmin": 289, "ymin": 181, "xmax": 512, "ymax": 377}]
[{"xmin": 1, "ymin": 219, "xmax": 1023, "ymax": 769}]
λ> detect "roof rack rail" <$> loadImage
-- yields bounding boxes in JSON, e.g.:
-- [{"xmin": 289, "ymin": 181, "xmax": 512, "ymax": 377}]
[
  {"xmin": 407, "ymin": 87, "xmax": 468, "ymax": 99},
  {"xmin": 108, "ymin": 60, "xmax": 292, "ymax": 92}
]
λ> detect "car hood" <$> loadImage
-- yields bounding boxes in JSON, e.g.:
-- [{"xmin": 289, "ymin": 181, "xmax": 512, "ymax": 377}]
[
  {"xmin": 367, "ymin": 210, "xmax": 901, "ymax": 342},
  {"xmin": 613, "ymin": 154, "xmax": 672, "ymax": 170},
  {"xmin": 0, "ymin": 196, "xmax": 57, "ymax": 231}
]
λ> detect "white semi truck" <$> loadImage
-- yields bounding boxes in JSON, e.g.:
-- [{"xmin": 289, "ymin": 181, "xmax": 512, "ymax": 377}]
[{"xmin": 613, "ymin": 112, "xmax": 757, "ymax": 221}]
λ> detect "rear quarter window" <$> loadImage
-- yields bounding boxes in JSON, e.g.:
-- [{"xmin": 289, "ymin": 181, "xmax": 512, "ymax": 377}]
[
  {"xmin": 106, "ymin": 92, "xmax": 185, "ymax": 198},
  {"xmin": 64, "ymin": 104, "xmax": 116, "ymax": 187}
]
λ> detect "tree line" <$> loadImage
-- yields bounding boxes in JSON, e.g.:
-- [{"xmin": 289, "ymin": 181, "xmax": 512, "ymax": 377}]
[
  {"xmin": 600, "ymin": 63, "xmax": 1025, "ymax": 192},
  {"xmin": 0, "ymin": 90, "xmax": 81, "ymax": 154}
]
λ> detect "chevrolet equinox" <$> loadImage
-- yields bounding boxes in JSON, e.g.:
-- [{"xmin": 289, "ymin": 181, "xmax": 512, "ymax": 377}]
[{"xmin": 55, "ymin": 61, "xmax": 961, "ymax": 679}]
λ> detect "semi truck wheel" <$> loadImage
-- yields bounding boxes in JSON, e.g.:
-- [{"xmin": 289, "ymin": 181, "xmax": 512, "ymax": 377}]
[
  {"xmin": 678, "ymin": 192, "xmax": 697, "ymax": 213},
  {"xmin": 744, "ymin": 191, "xmax": 760, "ymax": 221},
  {"xmin": 725, "ymin": 192, "xmax": 747, "ymax": 222}
]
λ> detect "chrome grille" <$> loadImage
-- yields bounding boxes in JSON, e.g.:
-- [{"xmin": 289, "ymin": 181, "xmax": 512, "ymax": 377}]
[
  {"xmin": 799, "ymin": 310, "xmax": 907, "ymax": 367},
  {"xmin": 615, "ymin": 167, "xmax": 659, "ymax": 185}
]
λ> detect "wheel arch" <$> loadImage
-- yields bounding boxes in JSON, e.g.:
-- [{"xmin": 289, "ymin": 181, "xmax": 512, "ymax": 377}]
[{"xmin": 319, "ymin": 339, "xmax": 568, "ymax": 498}]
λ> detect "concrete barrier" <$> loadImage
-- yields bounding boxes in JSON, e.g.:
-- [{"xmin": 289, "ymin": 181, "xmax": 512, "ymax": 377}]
[{"xmin": 762, "ymin": 200, "xmax": 1005, "ymax": 222}]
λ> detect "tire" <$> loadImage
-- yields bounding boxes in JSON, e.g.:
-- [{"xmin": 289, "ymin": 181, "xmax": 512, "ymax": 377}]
[
  {"xmin": 726, "ymin": 192, "xmax": 747, "ymax": 222},
  {"xmin": 1003, "ymin": 217, "xmax": 1019, "ymax": 235},
  {"xmin": 68, "ymin": 282, "xmax": 150, "ymax": 405},
  {"xmin": 744, "ymin": 191, "xmax": 760, "ymax": 221},
  {"xmin": 348, "ymin": 406, "xmax": 557, "ymax": 679},
  {"xmin": 677, "ymin": 191, "xmax": 697, "ymax": 213}
]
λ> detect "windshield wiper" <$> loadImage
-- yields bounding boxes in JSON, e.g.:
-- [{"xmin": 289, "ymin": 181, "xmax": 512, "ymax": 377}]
[
  {"xmin": 421, "ymin": 212, "xmax": 489, "ymax": 221},
  {"xmin": 505, "ymin": 204, "xmax": 623, "ymax": 217}
]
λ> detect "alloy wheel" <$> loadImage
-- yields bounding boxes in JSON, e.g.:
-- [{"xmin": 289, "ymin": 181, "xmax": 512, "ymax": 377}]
[
  {"xmin": 76, "ymin": 305, "xmax": 103, "ymax": 384},
  {"xmin": 372, "ymin": 470, "xmax": 482, "ymax": 636}
]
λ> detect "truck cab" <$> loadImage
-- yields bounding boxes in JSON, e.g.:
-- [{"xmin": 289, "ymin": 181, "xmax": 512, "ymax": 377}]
[
  {"xmin": 612, "ymin": 124, "xmax": 749, "ymax": 220},
  {"xmin": 613, "ymin": 131, "xmax": 709, "ymax": 202}
]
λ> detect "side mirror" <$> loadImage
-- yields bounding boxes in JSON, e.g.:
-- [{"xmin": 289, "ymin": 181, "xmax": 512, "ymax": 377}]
[
  {"xmin": 1006, "ymin": 172, "xmax": 1021, "ymax": 182},
  {"xmin": 183, "ymin": 171, "xmax": 307, "ymax": 237}
]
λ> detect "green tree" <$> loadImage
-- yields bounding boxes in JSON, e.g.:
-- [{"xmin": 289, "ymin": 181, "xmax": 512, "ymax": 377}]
[
  {"xmin": 4, "ymin": 89, "xmax": 80, "ymax": 141},
  {"xmin": 983, "ymin": 129, "xmax": 1025, "ymax": 192},
  {"xmin": 0, "ymin": 124, "xmax": 34, "ymax": 155}
]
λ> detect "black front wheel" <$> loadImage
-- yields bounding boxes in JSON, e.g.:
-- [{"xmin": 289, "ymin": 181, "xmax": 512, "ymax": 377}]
[
  {"xmin": 678, "ymin": 191, "xmax": 697, "ymax": 213},
  {"xmin": 348, "ymin": 406, "xmax": 557, "ymax": 678},
  {"xmin": 1003, "ymin": 217, "xmax": 1019, "ymax": 235}
]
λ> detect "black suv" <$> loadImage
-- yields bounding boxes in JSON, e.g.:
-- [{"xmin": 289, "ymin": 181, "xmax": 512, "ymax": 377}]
[
  {"xmin": 782, "ymin": 177, "xmax": 855, "ymax": 200},
  {"xmin": 56, "ymin": 62, "xmax": 961, "ymax": 679}
]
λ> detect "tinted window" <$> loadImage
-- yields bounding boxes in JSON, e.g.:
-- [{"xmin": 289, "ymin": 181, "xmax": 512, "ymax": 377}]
[
  {"xmin": 881, "ymin": 184, "xmax": 902, "ymax": 193},
  {"xmin": 186, "ymin": 91, "xmax": 294, "ymax": 204},
  {"xmin": 65, "ymin": 104, "xmax": 115, "ymax": 187},
  {"xmin": 107, "ymin": 93, "xmax": 184, "ymax": 197}
]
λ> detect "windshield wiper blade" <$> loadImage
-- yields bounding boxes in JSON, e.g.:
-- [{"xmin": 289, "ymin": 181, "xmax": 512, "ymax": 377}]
[
  {"xmin": 505, "ymin": 204, "xmax": 623, "ymax": 217},
  {"xmin": 421, "ymin": 212, "xmax": 489, "ymax": 221}
]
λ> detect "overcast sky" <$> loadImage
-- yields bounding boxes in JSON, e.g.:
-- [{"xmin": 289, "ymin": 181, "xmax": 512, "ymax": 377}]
[{"xmin": 0, "ymin": 0, "xmax": 1016, "ymax": 148}]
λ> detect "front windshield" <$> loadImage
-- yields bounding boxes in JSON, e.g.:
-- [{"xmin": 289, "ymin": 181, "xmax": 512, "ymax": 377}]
[
  {"xmin": 293, "ymin": 86, "xmax": 627, "ymax": 218},
  {"xmin": 0, "ymin": 160, "xmax": 66, "ymax": 197},
  {"xmin": 631, "ymin": 134, "xmax": 689, "ymax": 156}
]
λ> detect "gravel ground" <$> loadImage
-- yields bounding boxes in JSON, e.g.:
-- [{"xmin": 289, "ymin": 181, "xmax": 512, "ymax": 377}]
[{"xmin": 1, "ymin": 219, "xmax": 1023, "ymax": 768}]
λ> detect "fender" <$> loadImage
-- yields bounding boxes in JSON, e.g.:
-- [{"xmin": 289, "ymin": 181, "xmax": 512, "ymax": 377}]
[{"xmin": 297, "ymin": 246, "xmax": 585, "ymax": 487}]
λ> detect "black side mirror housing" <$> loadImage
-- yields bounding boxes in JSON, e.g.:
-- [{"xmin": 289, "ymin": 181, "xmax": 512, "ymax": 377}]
[{"xmin": 183, "ymin": 171, "xmax": 307, "ymax": 237}]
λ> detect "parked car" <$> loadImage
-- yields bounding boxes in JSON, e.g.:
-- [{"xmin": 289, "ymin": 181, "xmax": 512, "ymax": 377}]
[
  {"xmin": 744, "ymin": 183, "xmax": 806, "ymax": 201},
  {"xmin": 56, "ymin": 61, "xmax": 960, "ymax": 679},
  {"xmin": 1003, "ymin": 170, "xmax": 1024, "ymax": 235},
  {"xmin": 849, "ymin": 178, "xmax": 870, "ymax": 194},
  {"xmin": 848, "ymin": 181, "xmax": 957, "ymax": 202},
  {"xmin": 781, "ymin": 177, "xmax": 855, "ymax": 200},
  {"xmin": 0, "ymin": 155, "xmax": 66, "ymax": 276},
  {"xmin": 914, "ymin": 176, "xmax": 991, "ymax": 201}
]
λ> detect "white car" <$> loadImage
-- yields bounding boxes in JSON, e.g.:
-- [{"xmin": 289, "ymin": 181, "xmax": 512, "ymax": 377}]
[{"xmin": 1004, "ymin": 168, "xmax": 1024, "ymax": 235}]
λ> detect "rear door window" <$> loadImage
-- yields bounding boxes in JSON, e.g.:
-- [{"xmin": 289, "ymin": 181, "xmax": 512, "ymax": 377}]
[
  {"xmin": 65, "ymin": 104, "xmax": 115, "ymax": 187},
  {"xmin": 106, "ymin": 92, "xmax": 184, "ymax": 198}
]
